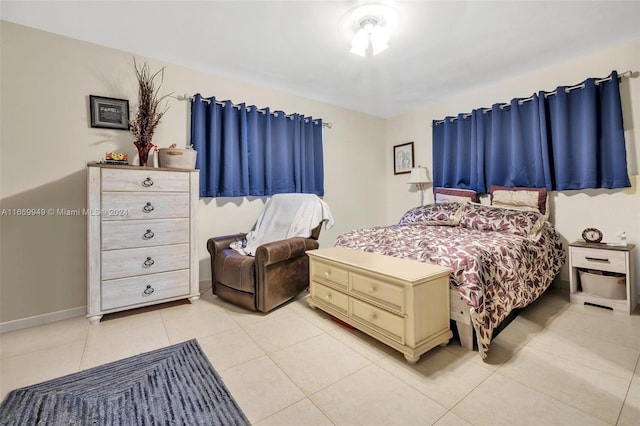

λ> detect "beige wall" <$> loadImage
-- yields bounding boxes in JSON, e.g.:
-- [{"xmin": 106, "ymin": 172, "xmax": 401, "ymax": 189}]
[
  {"xmin": 0, "ymin": 21, "xmax": 387, "ymax": 325},
  {"xmin": 386, "ymin": 38, "xmax": 640, "ymax": 291}
]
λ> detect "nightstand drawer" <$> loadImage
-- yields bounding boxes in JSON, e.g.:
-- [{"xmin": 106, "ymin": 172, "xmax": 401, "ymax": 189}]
[
  {"xmin": 350, "ymin": 273, "xmax": 404, "ymax": 314},
  {"xmin": 101, "ymin": 169, "xmax": 190, "ymax": 192},
  {"xmin": 350, "ymin": 298, "xmax": 405, "ymax": 344},
  {"xmin": 571, "ymin": 247, "xmax": 626, "ymax": 274},
  {"xmin": 101, "ymin": 192, "xmax": 190, "ymax": 220},
  {"xmin": 101, "ymin": 269, "xmax": 190, "ymax": 310},
  {"xmin": 311, "ymin": 281, "xmax": 348, "ymax": 315},
  {"xmin": 311, "ymin": 260, "xmax": 349, "ymax": 291}
]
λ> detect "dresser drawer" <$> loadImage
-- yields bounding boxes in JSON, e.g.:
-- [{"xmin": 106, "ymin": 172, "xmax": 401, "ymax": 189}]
[
  {"xmin": 101, "ymin": 192, "xmax": 190, "ymax": 221},
  {"xmin": 571, "ymin": 247, "xmax": 626, "ymax": 274},
  {"xmin": 350, "ymin": 298, "xmax": 405, "ymax": 344},
  {"xmin": 350, "ymin": 273, "xmax": 404, "ymax": 314},
  {"xmin": 310, "ymin": 260, "xmax": 349, "ymax": 291},
  {"xmin": 102, "ymin": 219, "xmax": 189, "ymax": 250},
  {"xmin": 311, "ymin": 281, "xmax": 349, "ymax": 315},
  {"xmin": 101, "ymin": 169, "xmax": 190, "ymax": 192},
  {"xmin": 101, "ymin": 244, "xmax": 190, "ymax": 280},
  {"xmin": 101, "ymin": 269, "xmax": 190, "ymax": 310},
  {"xmin": 450, "ymin": 288, "xmax": 470, "ymax": 324}
]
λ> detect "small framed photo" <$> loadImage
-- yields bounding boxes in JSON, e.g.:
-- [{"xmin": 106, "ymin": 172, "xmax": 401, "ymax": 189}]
[
  {"xmin": 393, "ymin": 142, "xmax": 414, "ymax": 175},
  {"xmin": 89, "ymin": 95, "xmax": 130, "ymax": 130}
]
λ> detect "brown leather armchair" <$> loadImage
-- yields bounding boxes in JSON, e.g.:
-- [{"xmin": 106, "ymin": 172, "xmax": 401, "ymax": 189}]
[{"xmin": 207, "ymin": 223, "xmax": 322, "ymax": 313}]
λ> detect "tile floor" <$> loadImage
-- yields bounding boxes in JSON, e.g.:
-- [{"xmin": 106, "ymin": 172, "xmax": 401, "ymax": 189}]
[{"xmin": 1, "ymin": 288, "xmax": 638, "ymax": 425}]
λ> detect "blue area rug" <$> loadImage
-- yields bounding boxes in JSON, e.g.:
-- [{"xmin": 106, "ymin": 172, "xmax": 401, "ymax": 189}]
[{"xmin": 0, "ymin": 339, "xmax": 249, "ymax": 425}]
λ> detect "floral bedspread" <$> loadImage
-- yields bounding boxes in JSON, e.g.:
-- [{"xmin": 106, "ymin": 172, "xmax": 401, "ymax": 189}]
[{"xmin": 334, "ymin": 222, "xmax": 565, "ymax": 358}]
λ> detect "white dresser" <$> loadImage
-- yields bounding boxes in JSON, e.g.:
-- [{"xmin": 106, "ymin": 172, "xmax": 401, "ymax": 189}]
[
  {"xmin": 307, "ymin": 247, "xmax": 452, "ymax": 363},
  {"xmin": 87, "ymin": 163, "xmax": 199, "ymax": 324}
]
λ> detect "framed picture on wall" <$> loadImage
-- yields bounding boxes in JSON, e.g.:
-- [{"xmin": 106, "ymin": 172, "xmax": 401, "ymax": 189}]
[
  {"xmin": 89, "ymin": 95, "xmax": 130, "ymax": 130},
  {"xmin": 393, "ymin": 142, "xmax": 414, "ymax": 175}
]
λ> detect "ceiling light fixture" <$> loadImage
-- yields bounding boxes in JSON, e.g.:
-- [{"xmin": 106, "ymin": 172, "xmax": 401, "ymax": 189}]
[
  {"xmin": 350, "ymin": 16, "xmax": 390, "ymax": 56},
  {"xmin": 340, "ymin": 4, "xmax": 400, "ymax": 57}
]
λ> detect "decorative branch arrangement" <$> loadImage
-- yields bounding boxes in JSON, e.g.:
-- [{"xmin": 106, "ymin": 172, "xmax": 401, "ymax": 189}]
[{"xmin": 129, "ymin": 58, "xmax": 171, "ymax": 166}]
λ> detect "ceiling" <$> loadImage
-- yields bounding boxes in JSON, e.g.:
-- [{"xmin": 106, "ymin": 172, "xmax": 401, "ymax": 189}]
[{"xmin": 2, "ymin": 0, "xmax": 640, "ymax": 118}]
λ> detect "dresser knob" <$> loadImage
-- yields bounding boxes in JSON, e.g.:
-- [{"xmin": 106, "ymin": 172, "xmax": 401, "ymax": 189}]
[
  {"xmin": 324, "ymin": 272, "xmax": 329, "ymax": 279},
  {"xmin": 369, "ymin": 313, "xmax": 377, "ymax": 322},
  {"xmin": 368, "ymin": 287, "xmax": 376, "ymax": 294},
  {"xmin": 142, "ymin": 284, "xmax": 155, "ymax": 296},
  {"xmin": 142, "ymin": 177, "xmax": 154, "ymax": 187},
  {"xmin": 143, "ymin": 257, "xmax": 155, "ymax": 268},
  {"xmin": 142, "ymin": 229, "xmax": 155, "ymax": 240},
  {"xmin": 142, "ymin": 202, "xmax": 155, "ymax": 213},
  {"xmin": 326, "ymin": 294, "xmax": 331, "ymax": 300}
]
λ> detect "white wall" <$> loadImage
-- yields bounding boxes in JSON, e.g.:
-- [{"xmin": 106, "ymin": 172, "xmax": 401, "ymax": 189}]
[
  {"xmin": 0, "ymin": 21, "xmax": 387, "ymax": 324},
  {"xmin": 386, "ymin": 38, "xmax": 640, "ymax": 292}
]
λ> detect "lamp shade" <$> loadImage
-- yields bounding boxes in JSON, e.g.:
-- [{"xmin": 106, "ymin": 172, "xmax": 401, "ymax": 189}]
[{"xmin": 407, "ymin": 167, "xmax": 431, "ymax": 184}]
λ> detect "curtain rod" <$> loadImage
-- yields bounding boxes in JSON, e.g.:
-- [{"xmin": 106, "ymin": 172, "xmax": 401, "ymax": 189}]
[
  {"xmin": 433, "ymin": 70, "xmax": 633, "ymax": 125},
  {"xmin": 171, "ymin": 94, "xmax": 333, "ymax": 128}
]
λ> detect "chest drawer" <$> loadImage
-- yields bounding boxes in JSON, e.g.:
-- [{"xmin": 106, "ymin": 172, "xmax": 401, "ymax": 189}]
[
  {"xmin": 101, "ymin": 169, "xmax": 190, "ymax": 192},
  {"xmin": 101, "ymin": 192, "xmax": 190, "ymax": 220},
  {"xmin": 350, "ymin": 273, "xmax": 404, "ymax": 314},
  {"xmin": 310, "ymin": 260, "xmax": 349, "ymax": 291},
  {"xmin": 350, "ymin": 298, "xmax": 405, "ymax": 344},
  {"xmin": 311, "ymin": 281, "xmax": 349, "ymax": 315},
  {"xmin": 101, "ymin": 244, "xmax": 190, "ymax": 280},
  {"xmin": 571, "ymin": 247, "xmax": 627, "ymax": 274},
  {"xmin": 102, "ymin": 218, "xmax": 190, "ymax": 250},
  {"xmin": 101, "ymin": 269, "xmax": 190, "ymax": 310}
]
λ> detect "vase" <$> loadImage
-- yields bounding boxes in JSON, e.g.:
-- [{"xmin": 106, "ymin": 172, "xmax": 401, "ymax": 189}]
[{"xmin": 134, "ymin": 141, "xmax": 152, "ymax": 167}]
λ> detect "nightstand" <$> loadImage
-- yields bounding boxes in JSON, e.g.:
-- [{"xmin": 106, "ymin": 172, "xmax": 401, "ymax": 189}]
[{"xmin": 569, "ymin": 241, "xmax": 636, "ymax": 313}]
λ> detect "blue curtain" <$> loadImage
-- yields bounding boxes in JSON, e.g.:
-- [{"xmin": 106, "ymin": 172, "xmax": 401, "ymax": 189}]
[
  {"xmin": 543, "ymin": 71, "xmax": 630, "ymax": 190},
  {"xmin": 432, "ymin": 97, "xmax": 551, "ymax": 193},
  {"xmin": 191, "ymin": 94, "xmax": 324, "ymax": 197},
  {"xmin": 432, "ymin": 113, "xmax": 478, "ymax": 191},
  {"xmin": 432, "ymin": 71, "xmax": 629, "ymax": 192},
  {"xmin": 481, "ymin": 95, "xmax": 552, "ymax": 191}
]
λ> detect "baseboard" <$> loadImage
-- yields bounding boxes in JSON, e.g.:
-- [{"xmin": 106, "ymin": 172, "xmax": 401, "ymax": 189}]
[
  {"xmin": 1, "ymin": 282, "xmax": 213, "ymax": 334},
  {"xmin": 199, "ymin": 279, "xmax": 213, "ymax": 293},
  {"xmin": 0, "ymin": 306, "xmax": 86, "ymax": 334}
]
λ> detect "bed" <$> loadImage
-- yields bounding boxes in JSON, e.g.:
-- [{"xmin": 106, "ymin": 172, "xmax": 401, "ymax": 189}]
[{"xmin": 334, "ymin": 186, "xmax": 566, "ymax": 358}]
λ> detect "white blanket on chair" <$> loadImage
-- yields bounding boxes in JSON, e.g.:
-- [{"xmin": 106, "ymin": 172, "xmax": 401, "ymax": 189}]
[{"xmin": 232, "ymin": 193, "xmax": 334, "ymax": 256}]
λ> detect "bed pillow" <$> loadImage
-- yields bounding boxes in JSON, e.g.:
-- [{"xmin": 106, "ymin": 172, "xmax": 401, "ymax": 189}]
[
  {"xmin": 433, "ymin": 187, "xmax": 479, "ymax": 204},
  {"xmin": 489, "ymin": 185, "xmax": 548, "ymax": 217},
  {"xmin": 398, "ymin": 202, "xmax": 464, "ymax": 226},
  {"xmin": 459, "ymin": 203, "xmax": 546, "ymax": 241}
]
